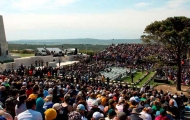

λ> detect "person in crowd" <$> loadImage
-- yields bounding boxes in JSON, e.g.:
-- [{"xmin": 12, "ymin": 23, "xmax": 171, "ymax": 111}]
[
  {"xmin": 52, "ymin": 103, "xmax": 64, "ymax": 120},
  {"xmin": 68, "ymin": 111, "xmax": 82, "ymax": 120},
  {"xmin": 60, "ymin": 95, "xmax": 73, "ymax": 120},
  {"xmin": 116, "ymin": 97, "xmax": 125, "ymax": 112},
  {"xmin": 76, "ymin": 104, "xmax": 87, "ymax": 120},
  {"xmin": 17, "ymin": 98, "xmax": 42, "ymax": 120},
  {"xmin": 139, "ymin": 107, "xmax": 152, "ymax": 120},
  {"xmin": 0, "ymin": 105, "xmax": 13, "ymax": 120},
  {"xmin": 91, "ymin": 112, "xmax": 104, "ymax": 120},
  {"xmin": 104, "ymin": 99, "xmax": 116, "ymax": 115},
  {"xmin": 114, "ymin": 112, "xmax": 127, "ymax": 120},
  {"xmin": 44, "ymin": 108, "xmax": 57, "ymax": 120},
  {"xmin": 0, "ymin": 86, "xmax": 7, "ymax": 105},
  {"xmin": 97, "ymin": 98, "xmax": 104, "ymax": 112},
  {"xmin": 167, "ymin": 99, "xmax": 180, "ymax": 119},
  {"xmin": 43, "ymin": 95, "xmax": 54, "ymax": 110},
  {"xmin": 28, "ymin": 86, "xmax": 39, "ymax": 100},
  {"xmin": 87, "ymin": 93, "xmax": 97, "ymax": 111},
  {"xmin": 129, "ymin": 108, "xmax": 143, "ymax": 120},
  {"xmin": 36, "ymin": 94, "xmax": 45, "ymax": 119},
  {"xmin": 26, "ymin": 85, "xmax": 33, "ymax": 97},
  {"xmin": 15, "ymin": 95, "xmax": 27, "ymax": 116},
  {"xmin": 5, "ymin": 89, "xmax": 19, "ymax": 118},
  {"xmin": 87, "ymin": 100, "xmax": 104, "ymax": 120},
  {"xmin": 155, "ymin": 109, "xmax": 170, "ymax": 120},
  {"xmin": 105, "ymin": 109, "xmax": 116, "ymax": 120}
]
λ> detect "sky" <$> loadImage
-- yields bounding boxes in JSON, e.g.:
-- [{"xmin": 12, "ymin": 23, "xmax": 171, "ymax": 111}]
[{"xmin": 0, "ymin": 0, "xmax": 190, "ymax": 41}]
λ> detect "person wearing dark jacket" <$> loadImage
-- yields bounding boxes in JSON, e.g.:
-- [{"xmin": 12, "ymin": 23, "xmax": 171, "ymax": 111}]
[
  {"xmin": 5, "ymin": 89, "xmax": 19, "ymax": 118},
  {"xmin": 129, "ymin": 108, "xmax": 143, "ymax": 120},
  {"xmin": 87, "ymin": 100, "xmax": 104, "ymax": 120}
]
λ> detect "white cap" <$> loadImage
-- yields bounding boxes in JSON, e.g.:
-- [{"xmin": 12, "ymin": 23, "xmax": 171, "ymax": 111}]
[
  {"xmin": 109, "ymin": 93, "xmax": 113, "ymax": 98},
  {"xmin": 92, "ymin": 100, "xmax": 98, "ymax": 107},
  {"xmin": 48, "ymin": 88, "xmax": 53, "ymax": 93},
  {"xmin": 92, "ymin": 112, "xmax": 104, "ymax": 119}
]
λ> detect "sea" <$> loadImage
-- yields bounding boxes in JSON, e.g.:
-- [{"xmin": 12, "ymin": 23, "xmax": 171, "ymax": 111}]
[{"xmin": 8, "ymin": 38, "xmax": 143, "ymax": 45}]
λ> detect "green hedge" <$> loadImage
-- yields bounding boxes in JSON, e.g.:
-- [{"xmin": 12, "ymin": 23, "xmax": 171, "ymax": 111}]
[{"xmin": 0, "ymin": 59, "xmax": 14, "ymax": 63}]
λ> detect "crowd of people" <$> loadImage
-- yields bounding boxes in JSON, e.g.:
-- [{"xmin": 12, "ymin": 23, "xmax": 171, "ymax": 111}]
[{"xmin": 0, "ymin": 43, "xmax": 189, "ymax": 120}]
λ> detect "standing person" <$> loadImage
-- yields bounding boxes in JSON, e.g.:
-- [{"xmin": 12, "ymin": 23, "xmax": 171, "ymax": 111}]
[
  {"xmin": 44, "ymin": 108, "xmax": 57, "ymax": 120},
  {"xmin": 36, "ymin": 94, "xmax": 45, "ymax": 119},
  {"xmin": 0, "ymin": 105, "xmax": 13, "ymax": 120},
  {"xmin": 106, "ymin": 77, "xmax": 110, "ymax": 87},
  {"xmin": 15, "ymin": 95, "xmax": 27, "ymax": 116},
  {"xmin": 87, "ymin": 101, "xmax": 104, "ymax": 120},
  {"xmin": 60, "ymin": 95, "xmax": 73, "ymax": 120},
  {"xmin": 129, "ymin": 108, "xmax": 143, "ymax": 120},
  {"xmin": 43, "ymin": 96, "xmax": 54, "ymax": 110},
  {"xmin": 26, "ymin": 85, "xmax": 33, "ymax": 98},
  {"xmin": 155, "ymin": 109, "xmax": 170, "ymax": 120},
  {"xmin": 5, "ymin": 89, "xmax": 19, "ymax": 118},
  {"xmin": 28, "ymin": 86, "xmax": 39, "ymax": 100},
  {"xmin": 76, "ymin": 104, "xmax": 87, "ymax": 120},
  {"xmin": 17, "ymin": 98, "xmax": 42, "ymax": 120}
]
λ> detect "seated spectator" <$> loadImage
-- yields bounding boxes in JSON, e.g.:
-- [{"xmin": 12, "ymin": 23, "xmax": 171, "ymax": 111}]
[
  {"xmin": 91, "ymin": 112, "xmax": 104, "ymax": 120},
  {"xmin": 17, "ymin": 98, "xmax": 42, "ymax": 120},
  {"xmin": 116, "ymin": 98, "xmax": 125, "ymax": 112},
  {"xmin": 139, "ymin": 107, "xmax": 152, "ymax": 120},
  {"xmin": 28, "ymin": 86, "xmax": 39, "ymax": 100},
  {"xmin": 43, "ymin": 96, "xmax": 53, "ymax": 110},
  {"xmin": 44, "ymin": 108, "xmax": 57, "ymax": 120},
  {"xmin": 0, "ymin": 105, "xmax": 13, "ymax": 120},
  {"xmin": 129, "ymin": 108, "xmax": 143, "ymax": 120},
  {"xmin": 87, "ymin": 101, "xmax": 104, "ymax": 120},
  {"xmin": 151, "ymin": 100, "xmax": 161, "ymax": 114},
  {"xmin": 114, "ymin": 112, "xmax": 127, "ymax": 120},
  {"xmin": 52, "ymin": 103, "xmax": 65, "ymax": 120},
  {"xmin": 167, "ymin": 99, "xmax": 180, "ymax": 119},
  {"xmin": 15, "ymin": 95, "xmax": 27, "ymax": 116},
  {"xmin": 105, "ymin": 109, "xmax": 116, "ymax": 120},
  {"xmin": 5, "ymin": 89, "xmax": 19, "ymax": 118},
  {"xmin": 76, "ymin": 104, "xmax": 87, "ymax": 120},
  {"xmin": 68, "ymin": 111, "xmax": 82, "ymax": 120},
  {"xmin": 155, "ymin": 109, "xmax": 170, "ymax": 120},
  {"xmin": 97, "ymin": 98, "xmax": 104, "ymax": 112},
  {"xmin": 36, "ymin": 95, "xmax": 45, "ymax": 119}
]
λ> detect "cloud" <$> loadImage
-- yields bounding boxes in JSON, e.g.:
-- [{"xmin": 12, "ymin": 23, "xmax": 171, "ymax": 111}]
[
  {"xmin": 166, "ymin": 0, "xmax": 190, "ymax": 8},
  {"xmin": 3, "ymin": 6, "xmax": 190, "ymax": 40},
  {"xmin": 134, "ymin": 2, "xmax": 152, "ymax": 7},
  {"xmin": 10, "ymin": 0, "xmax": 77, "ymax": 11},
  {"xmin": 1, "ymin": 0, "xmax": 190, "ymax": 40}
]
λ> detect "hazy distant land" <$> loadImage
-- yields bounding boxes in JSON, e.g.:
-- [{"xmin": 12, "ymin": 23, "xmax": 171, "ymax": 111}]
[{"xmin": 8, "ymin": 38, "xmax": 142, "ymax": 45}]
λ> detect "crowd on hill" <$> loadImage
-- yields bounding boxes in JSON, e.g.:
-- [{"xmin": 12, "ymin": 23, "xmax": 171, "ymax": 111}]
[{"xmin": 0, "ymin": 43, "xmax": 189, "ymax": 120}]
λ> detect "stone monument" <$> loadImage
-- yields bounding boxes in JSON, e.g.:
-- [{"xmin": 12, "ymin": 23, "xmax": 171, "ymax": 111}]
[{"xmin": 0, "ymin": 15, "xmax": 8, "ymax": 57}]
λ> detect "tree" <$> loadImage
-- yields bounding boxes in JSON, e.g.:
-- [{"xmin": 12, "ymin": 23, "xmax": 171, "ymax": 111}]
[{"xmin": 141, "ymin": 16, "xmax": 190, "ymax": 91}]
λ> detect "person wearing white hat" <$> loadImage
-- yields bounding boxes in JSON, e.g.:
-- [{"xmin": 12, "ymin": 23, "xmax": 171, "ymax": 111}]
[
  {"xmin": 52, "ymin": 103, "xmax": 63, "ymax": 120},
  {"xmin": 86, "ymin": 100, "xmax": 104, "ymax": 120},
  {"xmin": 48, "ymin": 88, "xmax": 53, "ymax": 96},
  {"xmin": 91, "ymin": 112, "xmax": 104, "ymax": 120}
]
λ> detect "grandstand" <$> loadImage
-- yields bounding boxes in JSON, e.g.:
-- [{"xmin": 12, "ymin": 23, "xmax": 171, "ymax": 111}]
[
  {"xmin": 100, "ymin": 67, "xmax": 131, "ymax": 80},
  {"xmin": 46, "ymin": 48, "xmax": 63, "ymax": 56},
  {"xmin": 36, "ymin": 48, "xmax": 47, "ymax": 56}
]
